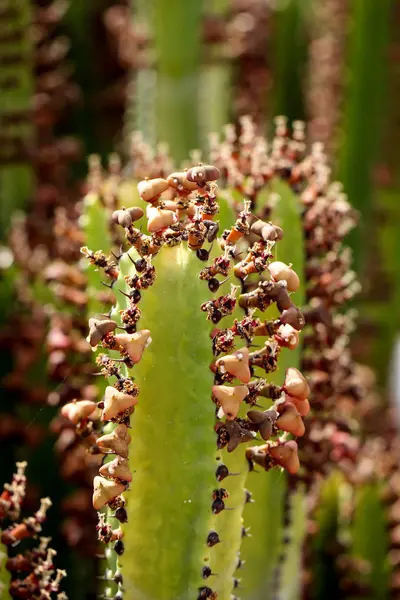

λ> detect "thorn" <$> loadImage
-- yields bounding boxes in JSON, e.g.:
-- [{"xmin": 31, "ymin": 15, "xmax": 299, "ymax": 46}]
[
  {"xmin": 126, "ymin": 252, "xmax": 136, "ymax": 265},
  {"xmin": 111, "ymin": 250, "xmax": 122, "ymax": 261},
  {"xmin": 101, "ymin": 281, "xmax": 114, "ymax": 289},
  {"xmin": 119, "ymin": 289, "xmax": 131, "ymax": 298}
]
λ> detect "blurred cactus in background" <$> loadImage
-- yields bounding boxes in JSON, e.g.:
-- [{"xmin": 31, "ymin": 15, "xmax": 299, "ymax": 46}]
[{"xmin": 1, "ymin": 0, "xmax": 400, "ymax": 599}]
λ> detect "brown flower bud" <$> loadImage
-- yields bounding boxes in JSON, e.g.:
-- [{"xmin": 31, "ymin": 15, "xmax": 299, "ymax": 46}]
[
  {"xmin": 87, "ymin": 318, "xmax": 117, "ymax": 347},
  {"xmin": 276, "ymin": 403, "xmax": 305, "ymax": 437},
  {"xmin": 114, "ymin": 330, "xmax": 151, "ymax": 364},
  {"xmin": 96, "ymin": 424, "xmax": 131, "ymax": 458},
  {"xmin": 99, "ymin": 456, "xmax": 132, "ymax": 482},
  {"xmin": 112, "ymin": 207, "xmax": 144, "ymax": 227},
  {"xmin": 102, "ymin": 386, "xmax": 138, "ymax": 421},
  {"xmin": 284, "ymin": 368, "xmax": 310, "ymax": 400},
  {"xmin": 275, "ymin": 324, "xmax": 300, "ymax": 350},
  {"xmin": 61, "ymin": 400, "xmax": 97, "ymax": 425},
  {"xmin": 269, "ymin": 440, "xmax": 300, "ymax": 474},
  {"xmin": 285, "ymin": 396, "xmax": 310, "ymax": 416},
  {"xmin": 250, "ymin": 220, "xmax": 283, "ymax": 241},
  {"xmin": 92, "ymin": 476, "xmax": 125, "ymax": 510},
  {"xmin": 212, "ymin": 385, "xmax": 248, "ymax": 420},
  {"xmin": 279, "ymin": 305, "xmax": 305, "ymax": 330},
  {"xmin": 186, "ymin": 165, "xmax": 220, "ymax": 186},
  {"xmin": 215, "ymin": 347, "xmax": 251, "ymax": 383},
  {"xmin": 137, "ymin": 178, "xmax": 169, "ymax": 202},
  {"xmin": 268, "ymin": 261, "xmax": 300, "ymax": 292}
]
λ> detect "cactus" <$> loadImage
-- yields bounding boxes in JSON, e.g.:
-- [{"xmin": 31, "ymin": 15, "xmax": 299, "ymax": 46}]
[{"xmin": 62, "ymin": 147, "xmax": 311, "ymax": 600}]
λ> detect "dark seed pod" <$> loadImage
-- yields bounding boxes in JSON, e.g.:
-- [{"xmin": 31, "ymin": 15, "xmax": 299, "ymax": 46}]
[
  {"xmin": 114, "ymin": 571, "xmax": 124, "ymax": 584},
  {"xmin": 114, "ymin": 592, "xmax": 124, "ymax": 600},
  {"xmin": 114, "ymin": 507, "xmax": 128, "ymax": 523},
  {"xmin": 206, "ymin": 531, "xmax": 221, "ymax": 547},
  {"xmin": 247, "ymin": 409, "xmax": 277, "ymax": 440},
  {"xmin": 197, "ymin": 586, "xmax": 216, "ymax": 599},
  {"xmin": 135, "ymin": 258, "xmax": 147, "ymax": 273},
  {"xmin": 196, "ymin": 248, "xmax": 209, "ymax": 261},
  {"xmin": 244, "ymin": 490, "xmax": 253, "ymax": 504},
  {"xmin": 276, "ymin": 288, "xmax": 292, "ymax": 312},
  {"xmin": 251, "ymin": 220, "xmax": 283, "ymax": 241},
  {"xmin": 211, "ymin": 310, "xmax": 223, "ymax": 324},
  {"xmin": 212, "ymin": 498, "xmax": 225, "ymax": 514},
  {"xmin": 114, "ymin": 540, "xmax": 125, "ymax": 556},
  {"xmin": 202, "ymin": 566, "xmax": 212, "ymax": 579},
  {"xmin": 208, "ymin": 278, "xmax": 220, "ymax": 293},
  {"xmin": 280, "ymin": 305, "xmax": 305, "ymax": 330},
  {"xmin": 215, "ymin": 464, "xmax": 229, "ymax": 481}
]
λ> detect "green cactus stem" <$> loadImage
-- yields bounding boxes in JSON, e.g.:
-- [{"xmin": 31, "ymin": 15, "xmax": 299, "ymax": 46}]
[
  {"xmin": 0, "ymin": 0, "xmax": 34, "ymax": 238},
  {"xmin": 241, "ymin": 179, "xmax": 305, "ymax": 600}
]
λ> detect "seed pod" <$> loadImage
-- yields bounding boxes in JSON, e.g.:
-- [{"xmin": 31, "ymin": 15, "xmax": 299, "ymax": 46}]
[
  {"xmin": 101, "ymin": 386, "xmax": 139, "ymax": 421},
  {"xmin": 137, "ymin": 178, "xmax": 169, "ymax": 202},
  {"xmin": 247, "ymin": 409, "xmax": 277, "ymax": 440},
  {"xmin": 114, "ymin": 330, "xmax": 152, "ymax": 364},
  {"xmin": 186, "ymin": 164, "xmax": 220, "ymax": 186},
  {"xmin": 286, "ymin": 396, "xmax": 310, "ymax": 416},
  {"xmin": 96, "ymin": 424, "xmax": 131, "ymax": 458},
  {"xmin": 92, "ymin": 476, "xmax": 125, "ymax": 510},
  {"xmin": 276, "ymin": 403, "xmax": 305, "ymax": 437},
  {"xmin": 87, "ymin": 318, "xmax": 118, "ymax": 347},
  {"xmin": 269, "ymin": 440, "xmax": 300, "ymax": 475},
  {"xmin": 275, "ymin": 324, "xmax": 300, "ymax": 350},
  {"xmin": 212, "ymin": 385, "xmax": 248, "ymax": 420},
  {"xmin": 279, "ymin": 305, "xmax": 305, "ymax": 330},
  {"xmin": 283, "ymin": 368, "xmax": 310, "ymax": 400},
  {"xmin": 215, "ymin": 347, "xmax": 251, "ymax": 383},
  {"xmin": 207, "ymin": 530, "xmax": 221, "ymax": 547},
  {"xmin": 61, "ymin": 400, "xmax": 97, "ymax": 425},
  {"xmin": 99, "ymin": 456, "xmax": 133, "ymax": 483},
  {"xmin": 147, "ymin": 206, "xmax": 178, "ymax": 233},
  {"xmin": 268, "ymin": 261, "xmax": 300, "ymax": 292},
  {"xmin": 167, "ymin": 171, "xmax": 198, "ymax": 191},
  {"xmin": 112, "ymin": 207, "xmax": 144, "ymax": 227},
  {"xmin": 250, "ymin": 220, "xmax": 283, "ymax": 241},
  {"xmin": 275, "ymin": 287, "xmax": 292, "ymax": 312}
]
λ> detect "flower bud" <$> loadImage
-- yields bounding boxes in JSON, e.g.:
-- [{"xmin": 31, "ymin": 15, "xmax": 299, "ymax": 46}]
[
  {"xmin": 92, "ymin": 476, "xmax": 125, "ymax": 510},
  {"xmin": 276, "ymin": 403, "xmax": 305, "ymax": 437},
  {"xmin": 87, "ymin": 318, "xmax": 117, "ymax": 347},
  {"xmin": 212, "ymin": 385, "xmax": 248, "ymax": 420},
  {"xmin": 215, "ymin": 347, "xmax": 251, "ymax": 383},
  {"xmin": 279, "ymin": 306, "xmax": 305, "ymax": 330},
  {"xmin": 102, "ymin": 386, "xmax": 139, "ymax": 421},
  {"xmin": 284, "ymin": 368, "xmax": 310, "ymax": 400},
  {"xmin": 112, "ymin": 207, "xmax": 144, "ymax": 227},
  {"xmin": 61, "ymin": 400, "xmax": 97, "ymax": 425},
  {"xmin": 96, "ymin": 424, "xmax": 131, "ymax": 458},
  {"xmin": 275, "ymin": 324, "xmax": 300, "ymax": 350},
  {"xmin": 114, "ymin": 330, "xmax": 152, "ymax": 364},
  {"xmin": 247, "ymin": 409, "xmax": 277, "ymax": 440},
  {"xmin": 167, "ymin": 171, "xmax": 198, "ymax": 191},
  {"xmin": 285, "ymin": 396, "xmax": 310, "ymax": 416},
  {"xmin": 269, "ymin": 440, "xmax": 300, "ymax": 474},
  {"xmin": 137, "ymin": 178, "xmax": 169, "ymax": 202},
  {"xmin": 99, "ymin": 456, "xmax": 132, "ymax": 482},
  {"xmin": 268, "ymin": 261, "xmax": 300, "ymax": 292},
  {"xmin": 186, "ymin": 165, "xmax": 220, "ymax": 186},
  {"xmin": 146, "ymin": 206, "xmax": 178, "ymax": 233}
]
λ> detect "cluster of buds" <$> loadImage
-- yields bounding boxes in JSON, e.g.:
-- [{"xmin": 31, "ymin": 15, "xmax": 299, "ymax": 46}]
[{"xmin": 0, "ymin": 463, "xmax": 67, "ymax": 599}]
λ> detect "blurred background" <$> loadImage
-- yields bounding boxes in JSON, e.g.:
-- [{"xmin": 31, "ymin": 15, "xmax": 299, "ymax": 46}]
[{"xmin": 0, "ymin": 0, "xmax": 399, "ymax": 598}]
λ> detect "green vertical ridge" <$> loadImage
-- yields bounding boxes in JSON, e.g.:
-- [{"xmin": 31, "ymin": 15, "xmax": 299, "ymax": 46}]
[
  {"xmin": 338, "ymin": 0, "xmax": 392, "ymax": 272},
  {"xmin": 241, "ymin": 179, "xmax": 306, "ymax": 599},
  {"xmin": 0, "ymin": 0, "xmax": 34, "ymax": 238}
]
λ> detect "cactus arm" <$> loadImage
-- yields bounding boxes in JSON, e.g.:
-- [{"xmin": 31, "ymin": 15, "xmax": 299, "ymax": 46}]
[
  {"xmin": 109, "ymin": 246, "xmax": 218, "ymax": 599},
  {"xmin": 0, "ymin": 0, "xmax": 34, "ymax": 238},
  {"xmin": 241, "ymin": 179, "xmax": 305, "ymax": 599},
  {"xmin": 338, "ymin": 0, "xmax": 391, "ymax": 270},
  {"xmin": 352, "ymin": 483, "xmax": 391, "ymax": 600},
  {"xmin": 152, "ymin": 0, "xmax": 203, "ymax": 162}
]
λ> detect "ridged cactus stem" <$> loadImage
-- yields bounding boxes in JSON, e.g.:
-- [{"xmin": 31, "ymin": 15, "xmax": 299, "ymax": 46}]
[
  {"xmin": 81, "ymin": 161, "xmax": 307, "ymax": 600},
  {"xmin": 0, "ymin": 0, "xmax": 34, "ymax": 237}
]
